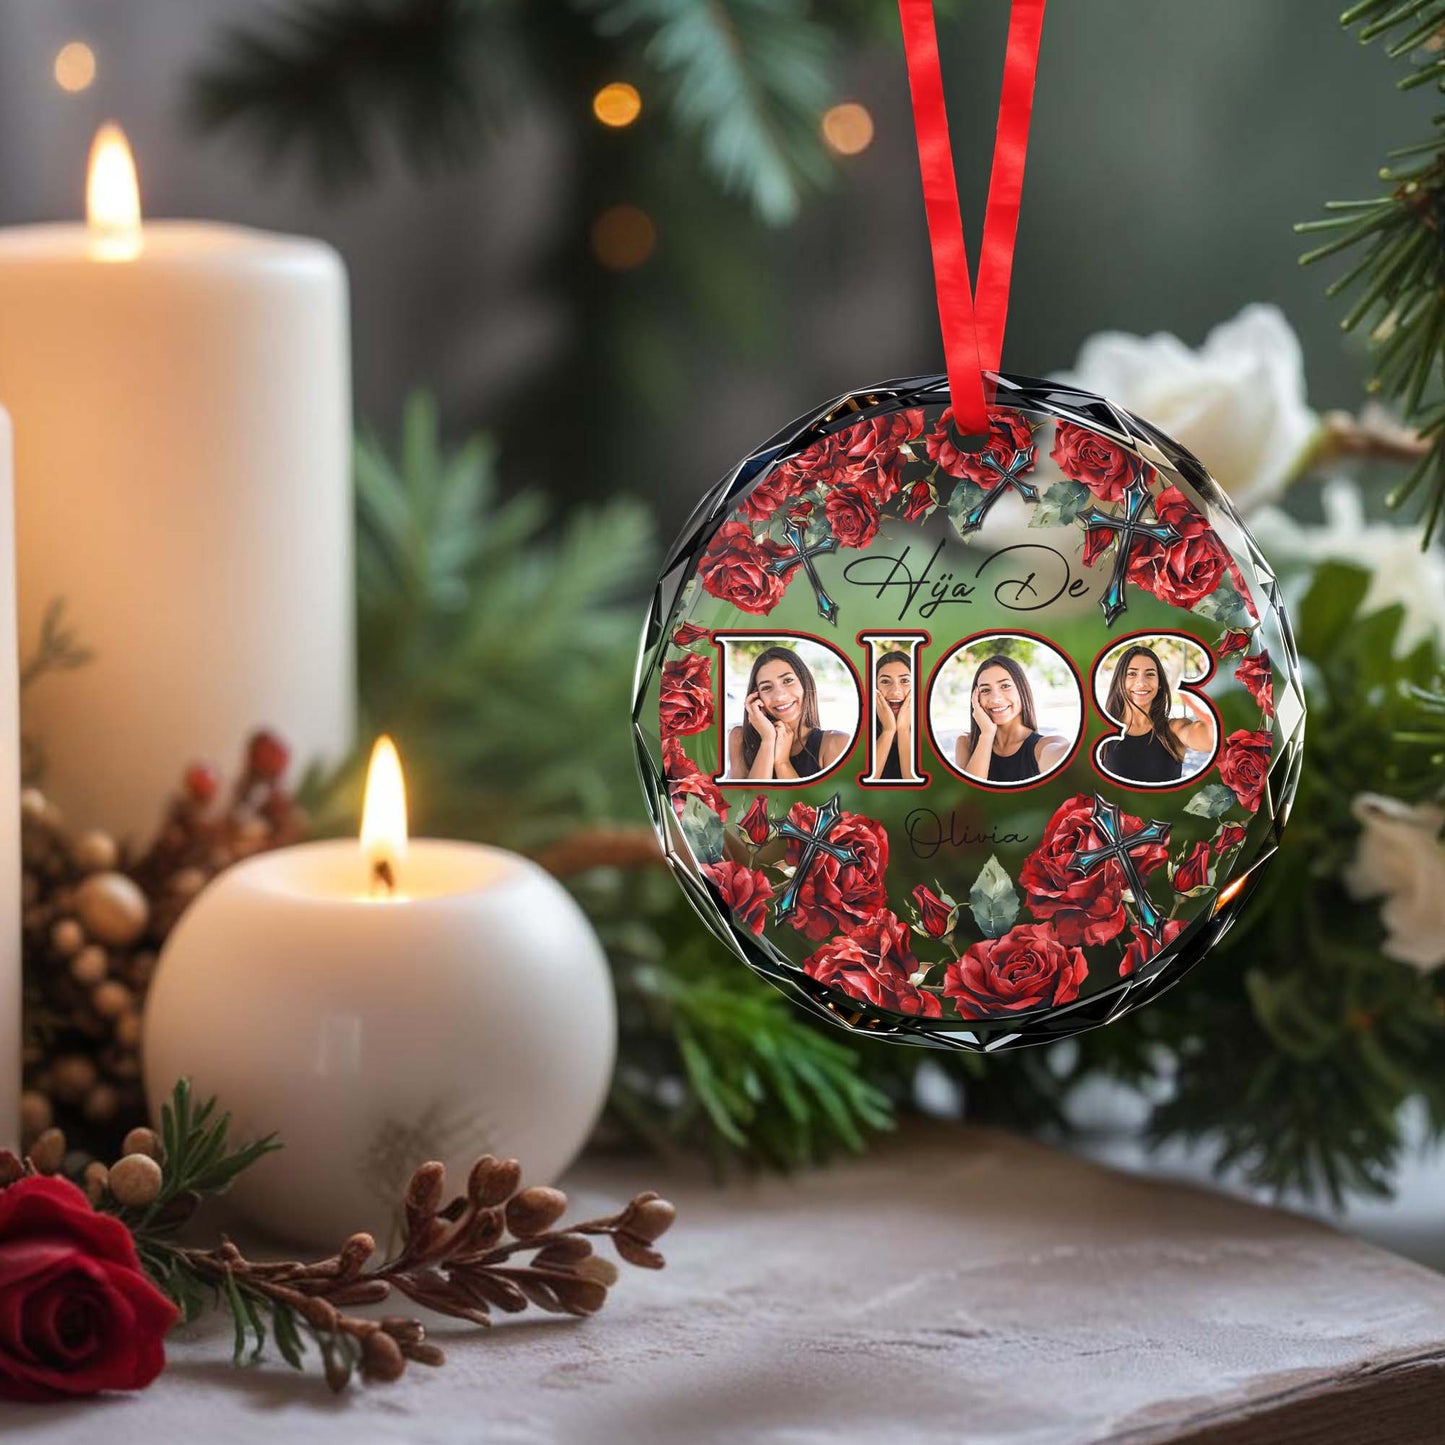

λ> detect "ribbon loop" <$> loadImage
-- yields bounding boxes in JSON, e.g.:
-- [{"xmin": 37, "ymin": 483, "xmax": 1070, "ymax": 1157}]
[{"xmin": 897, "ymin": 0, "xmax": 1046, "ymax": 435}]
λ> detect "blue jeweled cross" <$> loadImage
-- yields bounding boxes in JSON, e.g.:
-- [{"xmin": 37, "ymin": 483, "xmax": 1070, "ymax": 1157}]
[
  {"xmin": 953, "ymin": 445, "xmax": 1039, "ymax": 534},
  {"xmin": 765, "ymin": 519, "xmax": 840, "ymax": 625},
  {"xmin": 1078, "ymin": 473, "xmax": 1181, "ymax": 626},
  {"xmin": 774, "ymin": 794, "xmax": 859, "ymax": 924},
  {"xmin": 1067, "ymin": 795, "xmax": 1172, "ymax": 945}
]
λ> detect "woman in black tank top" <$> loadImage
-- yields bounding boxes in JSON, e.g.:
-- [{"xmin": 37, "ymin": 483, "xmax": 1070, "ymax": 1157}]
[
  {"xmin": 869, "ymin": 650, "xmax": 919, "ymax": 782},
  {"xmin": 954, "ymin": 654, "xmax": 1070, "ymax": 785},
  {"xmin": 1099, "ymin": 644, "xmax": 1214, "ymax": 787},
  {"xmin": 728, "ymin": 645, "xmax": 849, "ymax": 781}
]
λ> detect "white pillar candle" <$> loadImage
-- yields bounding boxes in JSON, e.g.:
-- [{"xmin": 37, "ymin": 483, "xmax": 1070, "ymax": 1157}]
[
  {"xmin": 0, "ymin": 126, "xmax": 353, "ymax": 841},
  {"xmin": 0, "ymin": 411, "xmax": 17, "ymax": 1149},
  {"xmin": 143, "ymin": 739, "xmax": 616, "ymax": 1248}
]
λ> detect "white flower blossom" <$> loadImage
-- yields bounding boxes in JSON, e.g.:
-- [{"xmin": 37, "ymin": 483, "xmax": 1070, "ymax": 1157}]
[
  {"xmin": 1249, "ymin": 479, "xmax": 1445, "ymax": 655},
  {"xmin": 1058, "ymin": 303, "xmax": 1318, "ymax": 512},
  {"xmin": 1344, "ymin": 794, "xmax": 1445, "ymax": 974}
]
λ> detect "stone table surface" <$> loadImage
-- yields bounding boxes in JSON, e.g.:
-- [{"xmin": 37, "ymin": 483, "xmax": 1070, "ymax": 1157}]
[{"xmin": 9, "ymin": 1123, "xmax": 1445, "ymax": 1444}]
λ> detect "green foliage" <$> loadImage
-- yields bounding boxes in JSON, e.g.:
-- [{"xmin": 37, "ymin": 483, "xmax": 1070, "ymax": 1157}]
[{"xmin": 1300, "ymin": 0, "xmax": 1445, "ymax": 543}]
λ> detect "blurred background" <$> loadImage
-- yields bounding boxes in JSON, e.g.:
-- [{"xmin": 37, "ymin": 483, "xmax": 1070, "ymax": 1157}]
[{"xmin": 0, "ymin": 0, "xmax": 1424, "ymax": 536}]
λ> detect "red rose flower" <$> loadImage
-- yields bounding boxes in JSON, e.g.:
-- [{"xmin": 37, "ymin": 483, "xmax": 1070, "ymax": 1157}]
[
  {"xmin": 697, "ymin": 521, "xmax": 788, "ymax": 616},
  {"xmin": 802, "ymin": 910, "xmax": 941, "ymax": 1017},
  {"xmin": 942, "ymin": 923, "xmax": 1088, "ymax": 1018},
  {"xmin": 1172, "ymin": 841, "xmax": 1212, "ymax": 893},
  {"xmin": 1019, "ymin": 794, "xmax": 1169, "ymax": 947},
  {"xmin": 1217, "ymin": 628, "xmax": 1250, "ymax": 658},
  {"xmin": 739, "ymin": 465, "xmax": 807, "ymax": 524},
  {"xmin": 1120, "ymin": 484, "xmax": 1228, "ymax": 611},
  {"xmin": 1119, "ymin": 919, "xmax": 1186, "ymax": 978},
  {"xmin": 1050, "ymin": 422, "xmax": 1136, "ymax": 503},
  {"xmin": 671, "ymin": 621, "xmax": 710, "ymax": 648},
  {"xmin": 738, "ymin": 794, "xmax": 771, "ymax": 846},
  {"xmin": 658, "ymin": 652, "xmax": 714, "ymax": 738},
  {"xmin": 912, "ymin": 884, "xmax": 957, "ymax": 938},
  {"xmin": 0, "ymin": 1174, "xmax": 178, "ymax": 1403},
  {"xmin": 774, "ymin": 435, "xmax": 846, "ymax": 491},
  {"xmin": 823, "ymin": 483, "xmax": 881, "ymax": 550},
  {"xmin": 1218, "ymin": 729, "xmax": 1272, "ymax": 814},
  {"xmin": 781, "ymin": 801, "xmax": 889, "ymax": 941},
  {"xmin": 832, "ymin": 410, "xmax": 923, "ymax": 503},
  {"xmin": 925, "ymin": 406, "xmax": 1034, "ymax": 482},
  {"xmin": 1234, "ymin": 652, "xmax": 1274, "ymax": 718},
  {"xmin": 1214, "ymin": 822, "xmax": 1248, "ymax": 854},
  {"xmin": 702, "ymin": 860, "xmax": 774, "ymax": 934},
  {"xmin": 1081, "ymin": 523, "xmax": 1115, "ymax": 568},
  {"xmin": 899, "ymin": 479, "xmax": 936, "ymax": 522},
  {"xmin": 662, "ymin": 736, "xmax": 728, "ymax": 821}
]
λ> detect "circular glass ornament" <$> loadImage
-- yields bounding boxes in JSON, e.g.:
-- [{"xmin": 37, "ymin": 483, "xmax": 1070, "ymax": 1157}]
[{"xmin": 633, "ymin": 374, "xmax": 1304, "ymax": 1050}]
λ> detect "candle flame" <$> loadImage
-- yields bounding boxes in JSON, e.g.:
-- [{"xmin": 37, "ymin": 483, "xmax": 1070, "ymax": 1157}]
[
  {"xmin": 87, "ymin": 122, "xmax": 141, "ymax": 260},
  {"xmin": 361, "ymin": 736, "xmax": 408, "ymax": 897}
]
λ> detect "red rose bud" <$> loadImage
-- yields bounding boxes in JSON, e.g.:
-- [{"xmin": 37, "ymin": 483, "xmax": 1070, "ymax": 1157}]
[
  {"xmin": 1172, "ymin": 841, "xmax": 1212, "ymax": 893},
  {"xmin": 183, "ymin": 762, "xmax": 220, "ymax": 804},
  {"xmin": 738, "ymin": 795, "xmax": 771, "ymax": 846},
  {"xmin": 1214, "ymin": 823, "xmax": 1248, "ymax": 854},
  {"xmin": 900, "ymin": 479, "xmax": 936, "ymax": 523},
  {"xmin": 911, "ymin": 884, "xmax": 957, "ymax": 938},
  {"xmin": 0, "ymin": 1176, "xmax": 179, "ymax": 1402},
  {"xmin": 1218, "ymin": 629, "xmax": 1251, "ymax": 658},
  {"xmin": 247, "ymin": 728, "xmax": 290, "ymax": 781},
  {"xmin": 1234, "ymin": 652, "xmax": 1274, "ymax": 718},
  {"xmin": 671, "ymin": 622, "xmax": 710, "ymax": 648},
  {"xmin": 1119, "ymin": 920, "xmax": 1186, "ymax": 978}
]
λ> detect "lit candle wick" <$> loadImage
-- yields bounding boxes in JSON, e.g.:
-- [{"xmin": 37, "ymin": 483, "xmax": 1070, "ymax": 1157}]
[
  {"xmin": 86, "ymin": 122, "xmax": 141, "ymax": 262},
  {"xmin": 360, "ymin": 735, "xmax": 408, "ymax": 899}
]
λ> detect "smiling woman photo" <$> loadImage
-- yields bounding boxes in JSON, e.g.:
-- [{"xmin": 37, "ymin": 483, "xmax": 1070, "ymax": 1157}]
[
  {"xmin": 1098, "ymin": 643, "xmax": 1214, "ymax": 785},
  {"xmin": 869, "ymin": 650, "xmax": 919, "ymax": 781},
  {"xmin": 727, "ymin": 646, "xmax": 849, "ymax": 781},
  {"xmin": 953, "ymin": 654, "xmax": 1071, "ymax": 785}
]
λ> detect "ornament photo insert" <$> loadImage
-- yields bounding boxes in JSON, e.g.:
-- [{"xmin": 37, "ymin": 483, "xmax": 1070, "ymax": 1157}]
[{"xmin": 635, "ymin": 375, "xmax": 1304, "ymax": 1049}]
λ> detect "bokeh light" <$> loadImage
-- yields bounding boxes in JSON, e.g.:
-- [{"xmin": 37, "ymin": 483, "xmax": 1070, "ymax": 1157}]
[
  {"xmin": 593, "ymin": 82, "xmax": 642, "ymax": 129},
  {"xmin": 54, "ymin": 41, "xmax": 96, "ymax": 93},
  {"xmin": 821, "ymin": 101, "xmax": 874, "ymax": 156},
  {"xmin": 592, "ymin": 204, "xmax": 656, "ymax": 271}
]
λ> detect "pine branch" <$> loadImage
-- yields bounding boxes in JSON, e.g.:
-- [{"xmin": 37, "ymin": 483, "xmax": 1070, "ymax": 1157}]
[{"xmin": 1300, "ymin": 0, "xmax": 1445, "ymax": 544}]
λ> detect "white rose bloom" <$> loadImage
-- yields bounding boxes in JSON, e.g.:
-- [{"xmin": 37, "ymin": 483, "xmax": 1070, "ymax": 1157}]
[
  {"xmin": 1344, "ymin": 794, "xmax": 1445, "ymax": 974},
  {"xmin": 1057, "ymin": 303, "xmax": 1318, "ymax": 512},
  {"xmin": 1249, "ymin": 479, "xmax": 1445, "ymax": 655}
]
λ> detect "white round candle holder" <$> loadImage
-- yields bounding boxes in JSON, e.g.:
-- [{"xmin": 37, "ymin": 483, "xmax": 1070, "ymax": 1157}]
[{"xmin": 142, "ymin": 840, "xmax": 616, "ymax": 1249}]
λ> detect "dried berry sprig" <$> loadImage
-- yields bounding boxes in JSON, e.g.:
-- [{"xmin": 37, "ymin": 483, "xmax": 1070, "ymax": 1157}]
[{"xmin": 2, "ymin": 1081, "xmax": 676, "ymax": 1392}]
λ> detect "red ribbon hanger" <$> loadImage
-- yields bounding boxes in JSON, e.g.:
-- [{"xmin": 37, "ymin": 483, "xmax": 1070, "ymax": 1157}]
[{"xmin": 896, "ymin": 0, "xmax": 1047, "ymax": 436}]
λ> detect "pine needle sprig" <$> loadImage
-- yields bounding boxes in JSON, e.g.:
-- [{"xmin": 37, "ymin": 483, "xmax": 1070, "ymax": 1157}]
[{"xmin": 1300, "ymin": 0, "xmax": 1445, "ymax": 544}]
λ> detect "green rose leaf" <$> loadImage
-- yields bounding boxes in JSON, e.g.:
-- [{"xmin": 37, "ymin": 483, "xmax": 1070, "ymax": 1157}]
[
  {"xmin": 946, "ymin": 479, "xmax": 989, "ymax": 536},
  {"xmin": 1184, "ymin": 783, "xmax": 1237, "ymax": 819},
  {"xmin": 969, "ymin": 855, "xmax": 1020, "ymax": 939},
  {"xmin": 680, "ymin": 795, "xmax": 725, "ymax": 863},
  {"xmin": 1029, "ymin": 480, "xmax": 1093, "ymax": 528},
  {"xmin": 1194, "ymin": 582, "xmax": 1255, "ymax": 629}
]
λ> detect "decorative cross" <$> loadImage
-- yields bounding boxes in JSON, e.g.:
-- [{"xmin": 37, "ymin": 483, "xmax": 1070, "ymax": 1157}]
[
  {"xmin": 1078, "ymin": 474, "xmax": 1181, "ymax": 625},
  {"xmin": 766, "ymin": 519, "xmax": 840, "ymax": 625},
  {"xmin": 1067, "ymin": 794, "xmax": 1172, "ymax": 944},
  {"xmin": 774, "ymin": 794, "xmax": 859, "ymax": 924},
  {"xmin": 953, "ymin": 445, "xmax": 1039, "ymax": 534}
]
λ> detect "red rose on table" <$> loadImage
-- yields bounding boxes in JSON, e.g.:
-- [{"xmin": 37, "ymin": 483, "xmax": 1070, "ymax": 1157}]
[
  {"xmin": 803, "ymin": 910, "xmax": 941, "ymax": 1017},
  {"xmin": 1214, "ymin": 822, "xmax": 1248, "ymax": 854},
  {"xmin": 1217, "ymin": 628, "xmax": 1250, "ymax": 659},
  {"xmin": 1172, "ymin": 841, "xmax": 1212, "ymax": 893},
  {"xmin": 912, "ymin": 884, "xmax": 957, "ymax": 938},
  {"xmin": 738, "ymin": 794, "xmax": 771, "ymax": 846},
  {"xmin": 1218, "ymin": 729, "xmax": 1272, "ymax": 814},
  {"xmin": 1050, "ymin": 422, "xmax": 1135, "ymax": 503},
  {"xmin": 781, "ymin": 801, "xmax": 889, "ymax": 941},
  {"xmin": 0, "ymin": 1174, "xmax": 178, "ymax": 1403},
  {"xmin": 824, "ymin": 483, "xmax": 881, "ymax": 549},
  {"xmin": 1234, "ymin": 652, "xmax": 1274, "ymax": 718},
  {"xmin": 658, "ymin": 652, "xmax": 714, "ymax": 738},
  {"xmin": 942, "ymin": 923, "xmax": 1088, "ymax": 1018},
  {"xmin": 899, "ymin": 479, "xmax": 936, "ymax": 522},
  {"xmin": 702, "ymin": 861, "xmax": 774, "ymax": 934},
  {"xmin": 925, "ymin": 406, "xmax": 1034, "ymax": 482},
  {"xmin": 739, "ymin": 465, "xmax": 807, "ymax": 524},
  {"xmin": 1119, "ymin": 919, "xmax": 1186, "ymax": 978},
  {"xmin": 833, "ymin": 409, "xmax": 923, "ymax": 503},
  {"xmin": 697, "ymin": 521, "xmax": 788, "ymax": 615},
  {"xmin": 1121, "ymin": 484, "xmax": 1228, "ymax": 610},
  {"xmin": 1019, "ymin": 794, "xmax": 1168, "ymax": 947},
  {"xmin": 671, "ymin": 621, "xmax": 710, "ymax": 648},
  {"xmin": 662, "ymin": 737, "xmax": 728, "ymax": 821}
]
